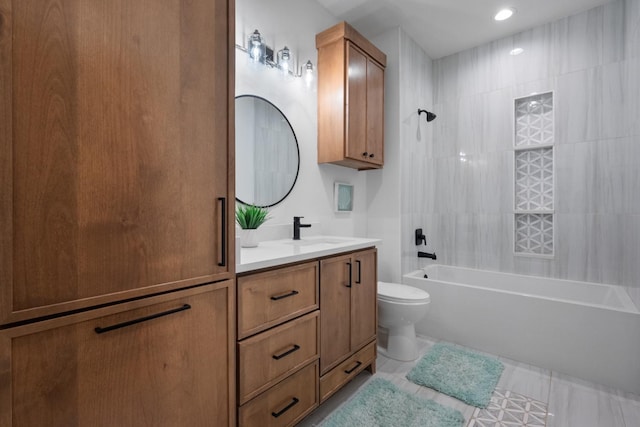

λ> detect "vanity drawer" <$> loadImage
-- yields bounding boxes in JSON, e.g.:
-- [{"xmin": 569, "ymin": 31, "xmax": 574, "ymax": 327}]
[
  {"xmin": 320, "ymin": 340, "xmax": 376, "ymax": 402},
  {"xmin": 239, "ymin": 361, "xmax": 319, "ymax": 427},
  {"xmin": 238, "ymin": 311, "xmax": 319, "ymax": 404},
  {"xmin": 238, "ymin": 261, "xmax": 319, "ymax": 339}
]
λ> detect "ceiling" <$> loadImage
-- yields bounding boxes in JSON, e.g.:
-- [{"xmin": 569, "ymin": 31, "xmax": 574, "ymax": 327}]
[{"xmin": 315, "ymin": 0, "xmax": 615, "ymax": 59}]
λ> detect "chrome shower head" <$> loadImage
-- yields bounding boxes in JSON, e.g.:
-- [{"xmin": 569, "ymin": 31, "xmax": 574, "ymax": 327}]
[{"xmin": 418, "ymin": 109, "xmax": 436, "ymax": 122}]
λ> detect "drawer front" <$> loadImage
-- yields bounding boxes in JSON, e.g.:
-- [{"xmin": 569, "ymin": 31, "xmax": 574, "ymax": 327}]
[
  {"xmin": 320, "ymin": 340, "xmax": 376, "ymax": 403},
  {"xmin": 238, "ymin": 262, "xmax": 319, "ymax": 339},
  {"xmin": 238, "ymin": 311, "xmax": 319, "ymax": 404},
  {"xmin": 239, "ymin": 362, "xmax": 318, "ymax": 427}
]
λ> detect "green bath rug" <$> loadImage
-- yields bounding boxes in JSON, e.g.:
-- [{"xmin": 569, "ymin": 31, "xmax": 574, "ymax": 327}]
[
  {"xmin": 320, "ymin": 378, "xmax": 465, "ymax": 427},
  {"xmin": 406, "ymin": 342, "xmax": 504, "ymax": 408}
]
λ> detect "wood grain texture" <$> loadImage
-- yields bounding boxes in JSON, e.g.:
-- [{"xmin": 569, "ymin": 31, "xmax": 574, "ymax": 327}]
[
  {"xmin": 315, "ymin": 21, "xmax": 386, "ymax": 67},
  {"xmin": 238, "ymin": 311, "xmax": 319, "ymax": 405},
  {"xmin": 316, "ymin": 24, "xmax": 385, "ymax": 171},
  {"xmin": 2, "ymin": 0, "xmax": 233, "ymax": 324},
  {"xmin": 319, "ymin": 253, "xmax": 352, "ymax": 375},
  {"xmin": 366, "ymin": 60, "xmax": 384, "ymax": 166},
  {"xmin": 319, "ymin": 341, "xmax": 376, "ymax": 403},
  {"xmin": 346, "ymin": 44, "xmax": 368, "ymax": 162},
  {"xmin": 350, "ymin": 249, "xmax": 377, "ymax": 350},
  {"xmin": 0, "ymin": 0, "xmax": 13, "ymax": 331},
  {"xmin": 238, "ymin": 362, "xmax": 319, "ymax": 427},
  {"xmin": 1, "ymin": 282, "xmax": 233, "ymax": 427},
  {"xmin": 238, "ymin": 261, "xmax": 318, "ymax": 339}
]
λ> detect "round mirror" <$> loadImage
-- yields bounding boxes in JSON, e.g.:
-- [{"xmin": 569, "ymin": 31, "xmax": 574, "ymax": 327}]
[{"xmin": 235, "ymin": 95, "xmax": 300, "ymax": 207}]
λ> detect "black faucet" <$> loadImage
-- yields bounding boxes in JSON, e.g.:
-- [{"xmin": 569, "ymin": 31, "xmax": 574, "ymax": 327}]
[
  {"xmin": 418, "ymin": 251, "xmax": 437, "ymax": 260},
  {"xmin": 293, "ymin": 216, "xmax": 312, "ymax": 240}
]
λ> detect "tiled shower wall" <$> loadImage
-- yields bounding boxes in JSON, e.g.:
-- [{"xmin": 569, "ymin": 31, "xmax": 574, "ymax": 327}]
[{"xmin": 426, "ymin": 0, "xmax": 640, "ymax": 306}]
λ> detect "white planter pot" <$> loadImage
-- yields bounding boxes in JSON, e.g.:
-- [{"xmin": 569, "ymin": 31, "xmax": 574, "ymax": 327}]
[{"xmin": 239, "ymin": 228, "xmax": 259, "ymax": 248}]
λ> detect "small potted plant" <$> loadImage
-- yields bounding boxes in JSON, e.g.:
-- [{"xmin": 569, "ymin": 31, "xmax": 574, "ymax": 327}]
[{"xmin": 235, "ymin": 204, "xmax": 270, "ymax": 248}]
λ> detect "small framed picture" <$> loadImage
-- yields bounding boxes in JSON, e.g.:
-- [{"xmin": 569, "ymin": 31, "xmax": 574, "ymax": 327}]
[{"xmin": 334, "ymin": 182, "xmax": 354, "ymax": 212}]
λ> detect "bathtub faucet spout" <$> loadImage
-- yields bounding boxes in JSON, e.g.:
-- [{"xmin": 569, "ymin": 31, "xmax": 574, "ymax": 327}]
[{"xmin": 418, "ymin": 251, "xmax": 437, "ymax": 260}]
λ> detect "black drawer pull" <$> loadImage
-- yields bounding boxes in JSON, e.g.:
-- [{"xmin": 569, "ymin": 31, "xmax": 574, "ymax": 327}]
[
  {"xmin": 272, "ymin": 344, "xmax": 300, "ymax": 360},
  {"xmin": 271, "ymin": 397, "xmax": 299, "ymax": 418},
  {"xmin": 369, "ymin": 153, "xmax": 375, "ymax": 158},
  {"xmin": 344, "ymin": 361, "xmax": 362, "ymax": 374},
  {"xmin": 346, "ymin": 262, "xmax": 352, "ymax": 287},
  {"xmin": 95, "ymin": 304, "xmax": 191, "ymax": 334},
  {"xmin": 270, "ymin": 290, "xmax": 299, "ymax": 301},
  {"xmin": 362, "ymin": 151, "xmax": 368, "ymax": 157},
  {"xmin": 355, "ymin": 260, "xmax": 362, "ymax": 284}
]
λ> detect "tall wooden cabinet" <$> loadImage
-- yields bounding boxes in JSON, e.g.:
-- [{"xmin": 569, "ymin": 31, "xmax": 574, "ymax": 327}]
[
  {"xmin": 0, "ymin": 0, "xmax": 235, "ymax": 425},
  {"xmin": 316, "ymin": 22, "xmax": 386, "ymax": 170},
  {"xmin": 319, "ymin": 248, "xmax": 377, "ymax": 401}
]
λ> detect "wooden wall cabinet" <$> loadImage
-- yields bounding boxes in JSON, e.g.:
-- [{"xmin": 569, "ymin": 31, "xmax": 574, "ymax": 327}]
[
  {"xmin": 319, "ymin": 248, "xmax": 377, "ymax": 401},
  {"xmin": 0, "ymin": 284, "xmax": 235, "ymax": 427},
  {"xmin": 316, "ymin": 22, "xmax": 386, "ymax": 170},
  {"xmin": 0, "ymin": 0, "xmax": 236, "ymax": 325}
]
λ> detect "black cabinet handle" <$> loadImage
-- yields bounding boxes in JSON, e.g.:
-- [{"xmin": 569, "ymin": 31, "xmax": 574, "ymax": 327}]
[
  {"xmin": 95, "ymin": 304, "xmax": 191, "ymax": 334},
  {"xmin": 218, "ymin": 197, "xmax": 226, "ymax": 267},
  {"xmin": 369, "ymin": 153, "xmax": 375, "ymax": 158},
  {"xmin": 362, "ymin": 152, "xmax": 368, "ymax": 157},
  {"xmin": 270, "ymin": 290, "xmax": 299, "ymax": 301},
  {"xmin": 346, "ymin": 262, "xmax": 352, "ymax": 287},
  {"xmin": 344, "ymin": 361, "xmax": 362, "ymax": 374},
  {"xmin": 355, "ymin": 260, "xmax": 362, "ymax": 284},
  {"xmin": 271, "ymin": 397, "xmax": 299, "ymax": 418},
  {"xmin": 272, "ymin": 344, "xmax": 300, "ymax": 360}
]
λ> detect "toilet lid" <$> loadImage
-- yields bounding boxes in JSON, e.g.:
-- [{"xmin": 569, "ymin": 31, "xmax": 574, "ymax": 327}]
[{"xmin": 378, "ymin": 281, "xmax": 430, "ymax": 303}]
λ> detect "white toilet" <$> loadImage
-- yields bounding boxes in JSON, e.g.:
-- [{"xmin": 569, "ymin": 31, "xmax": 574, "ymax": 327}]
[{"xmin": 377, "ymin": 281, "xmax": 431, "ymax": 361}]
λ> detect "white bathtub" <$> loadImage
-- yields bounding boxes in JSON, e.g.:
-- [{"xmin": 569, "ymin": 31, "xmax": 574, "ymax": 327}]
[{"xmin": 403, "ymin": 265, "xmax": 640, "ymax": 395}]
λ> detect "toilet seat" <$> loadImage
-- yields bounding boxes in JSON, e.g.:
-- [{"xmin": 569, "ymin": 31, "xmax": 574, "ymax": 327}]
[{"xmin": 377, "ymin": 281, "xmax": 430, "ymax": 304}]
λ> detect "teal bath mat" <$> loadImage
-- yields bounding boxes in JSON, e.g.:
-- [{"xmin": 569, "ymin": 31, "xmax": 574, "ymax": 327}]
[
  {"xmin": 320, "ymin": 378, "xmax": 465, "ymax": 427},
  {"xmin": 407, "ymin": 342, "xmax": 504, "ymax": 408}
]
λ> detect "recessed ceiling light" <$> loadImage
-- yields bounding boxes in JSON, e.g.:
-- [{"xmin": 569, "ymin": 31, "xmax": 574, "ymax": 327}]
[
  {"xmin": 510, "ymin": 47, "xmax": 524, "ymax": 55},
  {"xmin": 494, "ymin": 8, "xmax": 515, "ymax": 21}
]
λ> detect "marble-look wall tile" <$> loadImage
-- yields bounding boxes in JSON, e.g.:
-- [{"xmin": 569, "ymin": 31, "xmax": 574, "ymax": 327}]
[
  {"xmin": 551, "ymin": 6, "xmax": 604, "ymax": 75},
  {"xmin": 624, "ymin": 0, "xmax": 640, "ymax": 60},
  {"xmin": 601, "ymin": 58, "xmax": 640, "ymax": 139},
  {"xmin": 603, "ymin": 0, "xmax": 625, "ymax": 64},
  {"xmin": 555, "ymin": 67, "xmax": 602, "ymax": 144},
  {"xmin": 556, "ymin": 138, "xmax": 640, "ymax": 215}
]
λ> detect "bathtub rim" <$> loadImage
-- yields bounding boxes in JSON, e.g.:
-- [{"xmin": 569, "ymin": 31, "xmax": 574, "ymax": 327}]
[{"xmin": 406, "ymin": 265, "xmax": 639, "ymax": 315}]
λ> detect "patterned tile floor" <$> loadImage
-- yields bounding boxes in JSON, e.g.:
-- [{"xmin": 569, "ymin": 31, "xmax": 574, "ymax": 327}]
[
  {"xmin": 468, "ymin": 389, "xmax": 548, "ymax": 427},
  {"xmin": 298, "ymin": 336, "xmax": 640, "ymax": 427}
]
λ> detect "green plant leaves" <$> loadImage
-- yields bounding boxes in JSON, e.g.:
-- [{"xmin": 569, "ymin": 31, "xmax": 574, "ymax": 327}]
[{"xmin": 235, "ymin": 204, "xmax": 270, "ymax": 229}]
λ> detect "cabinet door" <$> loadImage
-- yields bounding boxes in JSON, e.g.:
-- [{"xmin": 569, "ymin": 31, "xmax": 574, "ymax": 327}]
[
  {"xmin": 350, "ymin": 249, "xmax": 377, "ymax": 350},
  {"xmin": 345, "ymin": 43, "xmax": 368, "ymax": 162},
  {"xmin": 366, "ymin": 59, "xmax": 384, "ymax": 165},
  {"xmin": 320, "ymin": 254, "xmax": 352, "ymax": 374},
  {"xmin": 0, "ymin": 0, "xmax": 234, "ymax": 324},
  {"xmin": 0, "ymin": 283, "xmax": 234, "ymax": 427}
]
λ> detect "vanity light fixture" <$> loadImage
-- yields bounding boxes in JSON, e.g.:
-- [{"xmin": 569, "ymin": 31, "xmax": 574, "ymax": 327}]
[
  {"xmin": 494, "ymin": 7, "xmax": 515, "ymax": 21},
  {"xmin": 237, "ymin": 29, "xmax": 313, "ymax": 81},
  {"xmin": 277, "ymin": 46, "xmax": 291, "ymax": 76},
  {"xmin": 510, "ymin": 47, "xmax": 524, "ymax": 55}
]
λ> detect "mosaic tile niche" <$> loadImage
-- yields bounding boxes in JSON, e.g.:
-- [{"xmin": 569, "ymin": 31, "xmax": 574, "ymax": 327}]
[{"xmin": 514, "ymin": 92, "xmax": 554, "ymax": 256}]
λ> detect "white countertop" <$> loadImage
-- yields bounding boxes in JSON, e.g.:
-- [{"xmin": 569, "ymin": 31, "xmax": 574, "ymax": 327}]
[{"xmin": 236, "ymin": 235, "xmax": 381, "ymax": 273}]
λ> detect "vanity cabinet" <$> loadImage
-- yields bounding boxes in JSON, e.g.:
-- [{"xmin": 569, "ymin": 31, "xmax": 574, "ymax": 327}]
[
  {"xmin": 319, "ymin": 248, "xmax": 377, "ymax": 401},
  {"xmin": 316, "ymin": 22, "xmax": 386, "ymax": 170},
  {"xmin": 236, "ymin": 262, "xmax": 320, "ymax": 426},
  {"xmin": 0, "ymin": 283, "xmax": 234, "ymax": 427}
]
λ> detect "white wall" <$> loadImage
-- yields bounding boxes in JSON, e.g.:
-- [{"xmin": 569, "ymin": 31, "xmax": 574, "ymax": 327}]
[{"xmin": 236, "ymin": 0, "xmax": 368, "ymax": 240}]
